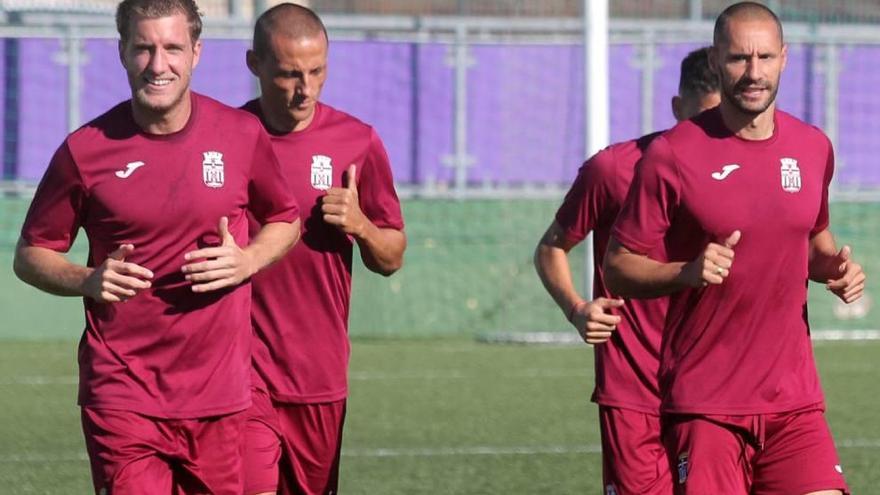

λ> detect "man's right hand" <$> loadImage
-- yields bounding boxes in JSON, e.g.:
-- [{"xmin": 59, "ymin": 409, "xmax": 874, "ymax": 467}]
[
  {"xmin": 569, "ymin": 297, "xmax": 625, "ymax": 344},
  {"xmin": 82, "ymin": 244, "xmax": 153, "ymax": 303},
  {"xmin": 683, "ymin": 230, "xmax": 741, "ymax": 287}
]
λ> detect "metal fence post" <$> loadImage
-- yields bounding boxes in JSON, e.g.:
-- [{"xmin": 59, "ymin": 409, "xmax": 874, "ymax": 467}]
[
  {"xmin": 635, "ymin": 29, "xmax": 658, "ymax": 136},
  {"xmin": 822, "ymin": 42, "xmax": 841, "ymax": 199},
  {"xmin": 52, "ymin": 24, "xmax": 86, "ymax": 133},
  {"xmin": 584, "ymin": 0, "xmax": 609, "ymax": 299},
  {"xmin": 689, "ymin": 0, "xmax": 703, "ymax": 21},
  {"xmin": 443, "ymin": 24, "xmax": 475, "ymax": 198}
]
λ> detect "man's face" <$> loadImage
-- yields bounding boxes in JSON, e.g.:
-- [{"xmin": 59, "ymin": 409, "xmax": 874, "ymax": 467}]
[
  {"xmin": 119, "ymin": 12, "xmax": 201, "ymax": 116},
  {"xmin": 714, "ymin": 16, "xmax": 786, "ymax": 116},
  {"xmin": 248, "ymin": 33, "xmax": 328, "ymax": 132}
]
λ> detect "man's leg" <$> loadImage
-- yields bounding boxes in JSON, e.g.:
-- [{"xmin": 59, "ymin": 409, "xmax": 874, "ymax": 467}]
[
  {"xmin": 81, "ymin": 407, "xmax": 175, "ymax": 495},
  {"xmin": 277, "ymin": 400, "xmax": 347, "ymax": 495},
  {"xmin": 243, "ymin": 388, "xmax": 284, "ymax": 495},
  {"xmin": 663, "ymin": 414, "xmax": 755, "ymax": 495},
  {"xmin": 175, "ymin": 411, "xmax": 246, "ymax": 495},
  {"xmin": 599, "ymin": 406, "xmax": 672, "ymax": 495},
  {"xmin": 751, "ymin": 409, "xmax": 848, "ymax": 495}
]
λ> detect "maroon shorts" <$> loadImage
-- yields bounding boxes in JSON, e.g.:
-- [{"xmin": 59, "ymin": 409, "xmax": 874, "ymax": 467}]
[
  {"xmin": 242, "ymin": 388, "xmax": 346, "ymax": 495},
  {"xmin": 664, "ymin": 407, "xmax": 849, "ymax": 495},
  {"xmin": 81, "ymin": 407, "xmax": 245, "ymax": 495},
  {"xmin": 599, "ymin": 406, "xmax": 672, "ymax": 495}
]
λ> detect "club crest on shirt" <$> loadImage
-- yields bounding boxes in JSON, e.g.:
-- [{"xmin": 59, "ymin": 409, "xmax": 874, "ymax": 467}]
[
  {"xmin": 677, "ymin": 452, "xmax": 689, "ymax": 484},
  {"xmin": 780, "ymin": 157, "xmax": 801, "ymax": 193},
  {"xmin": 202, "ymin": 151, "xmax": 225, "ymax": 188},
  {"xmin": 311, "ymin": 154, "xmax": 333, "ymax": 191}
]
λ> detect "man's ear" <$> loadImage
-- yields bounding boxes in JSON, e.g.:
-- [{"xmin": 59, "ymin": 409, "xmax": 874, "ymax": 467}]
[
  {"xmin": 671, "ymin": 95, "xmax": 683, "ymax": 122},
  {"xmin": 246, "ymin": 50, "xmax": 260, "ymax": 77}
]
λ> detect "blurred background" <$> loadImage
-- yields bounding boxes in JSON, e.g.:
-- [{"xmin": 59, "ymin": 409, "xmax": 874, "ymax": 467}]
[{"xmin": 1, "ymin": 0, "xmax": 877, "ymax": 339}]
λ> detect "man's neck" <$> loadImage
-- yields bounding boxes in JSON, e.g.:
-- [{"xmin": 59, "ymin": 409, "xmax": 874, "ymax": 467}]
[
  {"xmin": 132, "ymin": 92, "xmax": 192, "ymax": 135},
  {"xmin": 258, "ymin": 98, "xmax": 314, "ymax": 135},
  {"xmin": 719, "ymin": 99, "xmax": 776, "ymax": 141}
]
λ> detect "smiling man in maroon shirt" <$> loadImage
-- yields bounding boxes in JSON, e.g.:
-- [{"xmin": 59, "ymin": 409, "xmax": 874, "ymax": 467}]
[
  {"xmin": 240, "ymin": 4, "xmax": 406, "ymax": 495},
  {"xmin": 13, "ymin": 1, "xmax": 300, "ymax": 493},
  {"xmin": 535, "ymin": 47, "xmax": 720, "ymax": 495},
  {"xmin": 605, "ymin": 3, "xmax": 864, "ymax": 494}
]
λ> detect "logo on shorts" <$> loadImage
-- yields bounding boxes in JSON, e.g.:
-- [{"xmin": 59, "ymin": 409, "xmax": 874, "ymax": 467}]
[
  {"xmin": 202, "ymin": 151, "xmax": 225, "ymax": 188},
  {"xmin": 677, "ymin": 452, "xmax": 689, "ymax": 484},
  {"xmin": 835, "ymin": 464, "xmax": 844, "ymax": 474},
  {"xmin": 311, "ymin": 154, "xmax": 333, "ymax": 190},
  {"xmin": 780, "ymin": 157, "xmax": 801, "ymax": 193},
  {"xmin": 605, "ymin": 484, "xmax": 618, "ymax": 495}
]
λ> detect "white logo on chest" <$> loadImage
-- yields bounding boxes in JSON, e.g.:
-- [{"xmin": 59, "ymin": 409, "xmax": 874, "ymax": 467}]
[
  {"xmin": 311, "ymin": 155, "xmax": 333, "ymax": 190},
  {"xmin": 115, "ymin": 161, "xmax": 145, "ymax": 179},
  {"xmin": 711, "ymin": 163, "xmax": 740, "ymax": 180},
  {"xmin": 780, "ymin": 157, "xmax": 801, "ymax": 193},
  {"xmin": 202, "ymin": 151, "xmax": 224, "ymax": 188}
]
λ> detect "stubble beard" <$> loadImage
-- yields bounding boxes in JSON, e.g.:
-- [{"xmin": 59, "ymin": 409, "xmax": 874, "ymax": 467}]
[
  {"xmin": 132, "ymin": 78, "xmax": 189, "ymax": 118},
  {"xmin": 724, "ymin": 79, "xmax": 779, "ymax": 117}
]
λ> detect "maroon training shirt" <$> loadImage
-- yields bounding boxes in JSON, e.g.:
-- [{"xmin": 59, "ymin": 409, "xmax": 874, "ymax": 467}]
[
  {"xmin": 555, "ymin": 132, "xmax": 667, "ymax": 414},
  {"xmin": 612, "ymin": 107, "xmax": 832, "ymax": 415},
  {"xmin": 21, "ymin": 93, "xmax": 300, "ymax": 418},
  {"xmin": 243, "ymin": 100, "xmax": 404, "ymax": 404}
]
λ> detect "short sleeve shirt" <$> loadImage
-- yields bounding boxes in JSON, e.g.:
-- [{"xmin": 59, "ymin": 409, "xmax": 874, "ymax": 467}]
[
  {"xmin": 243, "ymin": 100, "xmax": 404, "ymax": 403},
  {"xmin": 21, "ymin": 93, "xmax": 300, "ymax": 418},
  {"xmin": 555, "ymin": 132, "xmax": 667, "ymax": 413},
  {"xmin": 612, "ymin": 107, "xmax": 832, "ymax": 415}
]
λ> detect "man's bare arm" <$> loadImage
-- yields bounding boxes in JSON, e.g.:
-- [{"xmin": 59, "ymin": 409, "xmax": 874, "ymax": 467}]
[
  {"xmin": 603, "ymin": 231, "xmax": 740, "ymax": 299},
  {"xmin": 534, "ymin": 221, "xmax": 623, "ymax": 344},
  {"xmin": 14, "ymin": 239, "xmax": 153, "ymax": 302},
  {"xmin": 808, "ymin": 229, "xmax": 865, "ymax": 303}
]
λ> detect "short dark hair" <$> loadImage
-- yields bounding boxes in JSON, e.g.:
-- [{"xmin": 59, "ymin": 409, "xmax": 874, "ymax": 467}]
[
  {"xmin": 679, "ymin": 46, "xmax": 720, "ymax": 98},
  {"xmin": 713, "ymin": 1, "xmax": 783, "ymax": 46},
  {"xmin": 116, "ymin": 0, "xmax": 203, "ymax": 44},
  {"xmin": 253, "ymin": 2, "xmax": 327, "ymax": 59}
]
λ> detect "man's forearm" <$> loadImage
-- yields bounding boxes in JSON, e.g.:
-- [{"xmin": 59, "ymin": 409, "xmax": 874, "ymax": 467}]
[
  {"xmin": 245, "ymin": 220, "xmax": 301, "ymax": 275},
  {"xmin": 808, "ymin": 229, "xmax": 840, "ymax": 282},
  {"xmin": 13, "ymin": 240, "xmax": 91, "ymax": 297},
  {"xmin": 534, "ymin": 243, "xmax": 584, "ymax": 319},
  {"xmin": 604, "ymin": 238, "xmax": 691, "ymax": 299},
  {"xmin": 355, "ymin": 223, "xmax": 406, "ymax": 276}
]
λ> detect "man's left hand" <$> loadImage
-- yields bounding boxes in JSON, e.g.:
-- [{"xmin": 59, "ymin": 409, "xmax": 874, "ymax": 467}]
[
  {"xmin": 182, "ymin": 216, "xmax": 256, "ymax": 293},
  {"xmin": 826, "ymin": 245, "xmax": 866, "ymax": 304},
  {"xmin": 322, "ymin": 164, "xmax": 368, "ymax": 237}
]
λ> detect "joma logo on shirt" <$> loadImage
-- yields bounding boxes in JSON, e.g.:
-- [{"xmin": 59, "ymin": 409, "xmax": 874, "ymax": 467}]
[
  {"xmin": 115, "ymin": 161, "xmax": 145, "ymax": 179},
  {"xmin": 202, "ymin": 151, "xmax": 224, "ymax": 188}
]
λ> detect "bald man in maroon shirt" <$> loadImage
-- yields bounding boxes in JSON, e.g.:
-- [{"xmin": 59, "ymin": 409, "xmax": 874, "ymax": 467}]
[
  {"xmin": 240, "ymin": 4, "xmax": 406, "ymax": 495},
  {"xmin": 606, "ymin": 3, "xmax": 863, "ymax": 494}
]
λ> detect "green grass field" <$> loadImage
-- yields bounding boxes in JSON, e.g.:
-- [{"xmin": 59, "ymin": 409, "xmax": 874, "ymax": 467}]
[{"xmin": 0, "ymin": 339, "xmax": 878, "ymax": 493}]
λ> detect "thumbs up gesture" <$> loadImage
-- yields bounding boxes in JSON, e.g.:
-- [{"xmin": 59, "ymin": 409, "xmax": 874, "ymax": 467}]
[
  {"xmin": 322, "ymin": 164, "xmax": 367, "ymax": 237},
  {"xmin": 826, "ymin": 245, "xmax": 866, "ymax": 304},
  {"xmin": 83, "ymin": 243, "xmax": 153, "ymax": 303},
  {"xmin": 684, "ymin": 230, "xmax": 741, "ymax": 288},
  {"xmin": 182, "ymin": 216, "xmax": 255, "ymax": 293}
]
